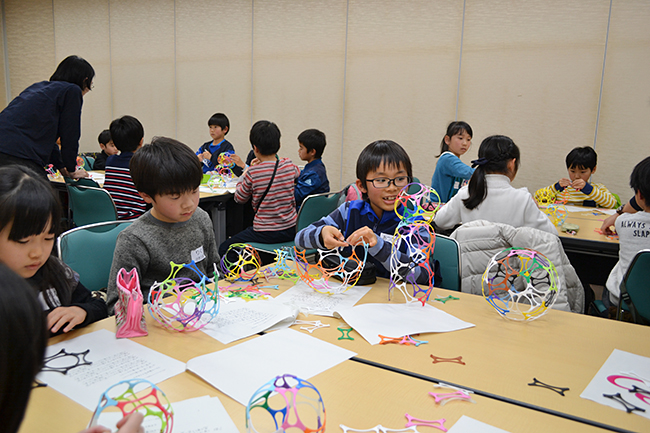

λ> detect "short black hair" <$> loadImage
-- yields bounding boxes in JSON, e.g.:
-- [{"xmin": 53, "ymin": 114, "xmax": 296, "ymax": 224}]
[
  {"xmin": 630, "ymin": 156, "xmax": 650, "ymax": 203},
  {"xmin": 250, "ymin": 120, "xmax": 281, "ymax": 156},
  {"xmin": 0, "ymin": 263, "xmax": 47, "ymax": 433},
  {"xmin": 130, "ymin": 136, "xmax": 203, "ymax": 198},
  {"xmin": 109, "ymin": 115, "xmax": 144, "ymax": 153},
  {"xmin": 97, "ymin": 129, "xmax": 111, "ymax": 145},
  {"xmin": 298, "ymin": 129, "xmax": 327, "ymax": 159},
  {"xmin": 566, "ymin": 146, "xmax": 597, "ymax": 170},
  {"xmin": 356, "ymin": 140, "xmax": 413, "ymax": 193},
  {"xmin": 0, "ymin": 166, "xmax": 61, "ymax": 241},
  {"xmin": 49, "ymin": 55, "xmax": 95, "ymax": 91},
  {"xmin": 208, "ymin": 113, "xmax": 230, "ymax": 134}
]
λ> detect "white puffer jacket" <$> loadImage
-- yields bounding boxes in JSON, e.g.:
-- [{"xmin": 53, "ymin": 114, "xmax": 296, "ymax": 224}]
[{"xmin": 450, "ymin": 220, "xmax": 584, "ymax": 313}]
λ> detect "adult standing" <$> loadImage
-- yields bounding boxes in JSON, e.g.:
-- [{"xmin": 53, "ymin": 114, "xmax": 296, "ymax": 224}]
[{"xmin": 0, "ymin": 55, "xmax": 94, "ymax": 179}]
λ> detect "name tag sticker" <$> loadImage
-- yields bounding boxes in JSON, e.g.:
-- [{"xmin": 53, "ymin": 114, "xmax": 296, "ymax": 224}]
[
  {"xmin": 380, "ymin": 233, "xmax": 395, "ymax": 244},
  {"xmin": 191, "ymin": 246, "xmax": 206, "ymax": 262}
]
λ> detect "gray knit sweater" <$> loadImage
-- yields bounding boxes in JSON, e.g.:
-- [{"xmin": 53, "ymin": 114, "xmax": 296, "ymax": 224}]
[{"xmin": 106, "ymin": 208, "xmax": 219, "ymax": 315}]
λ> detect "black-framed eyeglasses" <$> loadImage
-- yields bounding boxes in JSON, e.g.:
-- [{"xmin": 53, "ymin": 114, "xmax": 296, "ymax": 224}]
[{"xmin": 366, "ymin": 176, "xmax": 411, "ymax": 189}]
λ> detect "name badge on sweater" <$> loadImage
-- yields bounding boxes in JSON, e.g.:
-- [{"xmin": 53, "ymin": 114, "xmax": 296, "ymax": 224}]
[
  {"xmin": 380, "ymin": 233, "xmax": 395, "ymax": 244},
  {"xmin": 191, "ymin": 246, "xmax": 206, "ymax": 263}
]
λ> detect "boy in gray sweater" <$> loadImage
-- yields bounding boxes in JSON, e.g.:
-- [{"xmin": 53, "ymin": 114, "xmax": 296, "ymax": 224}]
[{"xmin": 106, "ymin": 136, "xmax": 220, "ymax": 314}]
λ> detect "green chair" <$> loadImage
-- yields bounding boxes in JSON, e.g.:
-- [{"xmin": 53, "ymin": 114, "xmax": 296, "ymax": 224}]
[
  {"xmin": 66, "ymin": 184, "xmax": 117, "ymax": 227},
  {"xmin": 247, "ymin": 190, "xmax": 343, "ymax": 255},
  {"xmin": 432, "ymin": 233, "xmax": 462, "ymax": 292},
  {"xmin": 82, "ymin": 154, "xmax": 95, "ymax": 170},
  {"xmin": 617, "ymin": 249, "xmax": 650, "ymax": 324},
  {"xmin": 57, "ymin": 221, "xmax": 132, "ymax": 291}
]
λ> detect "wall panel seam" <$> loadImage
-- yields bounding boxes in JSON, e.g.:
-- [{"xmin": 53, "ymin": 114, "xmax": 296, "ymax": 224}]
[
  {"xmin": 340, "ymin": 0, "xmax": 350, "ymax": 189},
  {"xmin": 455, "ymin": 0, "xmax": 466, "ymax": 121},
  {"xmin": 593, "ymin": 0, "xmax": 613, "ymax": 151},
  {"xmin": 1, "ymin": 0, "xmax": 10, "ymax": 103}
]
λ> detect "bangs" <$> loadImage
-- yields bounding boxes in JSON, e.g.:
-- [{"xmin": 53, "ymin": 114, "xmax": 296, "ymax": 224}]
[
  {"xmin": 356, "ymin": 140, "xmax": 413, "ymax": 182},
  {"xmin": 0, "ymin": 169, "xmax": 60, "ymax": 241}
]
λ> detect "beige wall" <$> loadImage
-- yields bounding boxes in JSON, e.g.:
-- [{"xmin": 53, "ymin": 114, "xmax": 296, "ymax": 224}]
[{"xmin": 2, "ymin": 0, "xmax": 648, "ymax": 200}]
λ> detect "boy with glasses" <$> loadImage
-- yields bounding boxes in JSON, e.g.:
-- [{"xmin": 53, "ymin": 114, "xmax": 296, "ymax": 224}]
[{"xmin": 295, "ymin": 140, "xmax": 422, "ymax": 279}]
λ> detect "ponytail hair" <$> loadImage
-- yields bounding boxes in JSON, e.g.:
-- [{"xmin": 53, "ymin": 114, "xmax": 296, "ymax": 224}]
[
  {"xmin": 462, "ymin": 135, "xmax": 520, "ymax": 210},
  {"xmin": 436, "ymin": 121, "xmax": 473, "ymax": 158}
]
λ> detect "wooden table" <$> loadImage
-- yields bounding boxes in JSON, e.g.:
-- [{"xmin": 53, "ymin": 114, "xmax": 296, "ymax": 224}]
[
  {"xmin": 20, "ymin": 312, "xmax": 606, "ymax": 433},
  {"xmin": 556, "ymin": 209, "xmax": 619, "ymax": 258}
]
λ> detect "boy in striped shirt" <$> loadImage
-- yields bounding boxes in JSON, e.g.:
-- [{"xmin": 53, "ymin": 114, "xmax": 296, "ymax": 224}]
[
  {"xmin": 218, "ymin": 120, "xmax": 300, "ymax": 258},
  {"xmin": 535, "ymin": 146, "xmax": 617, "ymax": 208},
  {"xmin": 104, "ymin": 115, "xmax": 147, "ymax": 220}
]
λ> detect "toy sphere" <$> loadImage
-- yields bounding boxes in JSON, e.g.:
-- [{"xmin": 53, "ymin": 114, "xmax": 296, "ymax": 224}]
[
  {"xmin": 389, "ymin": 220, "xmax": 436, "ymax": 304},
  {"xmin": 542, "ymin": 204, "xmax": 567, "ymax": 226},
  {"xmin": 218, "ymin": 152, "xmax": 235, "ymax": 167},
  {"xmin": 394, "ymin": 183, "xmax": 441, "ymax": 223},
  {"xmin": 90, "ymin": 379, "xmax": 173, "ymax": 433},
  {"xmin": 293, "ymin": 243, "xmax": 367, "ymax": 295},
  {"xmin": 207, "ymin": 173, "xmax": 227, "ymax": 190},
  {"xmin": 76, "ymin": 155, "xmax": 85, "ymax": 169},
  {"xmin": 148, "ymin": 276, "xmax": 219, "ymax": 332},
  {"xmin": 481, "ymin": 248, "xmax": 559, "ymax": 321},
  {"xmin": 220, "ymin": 243, "xmax": 262, "ymax": 281},
  {"xmin": 246, "ymin": 374, "xmax": 325, "ymax": 433}
]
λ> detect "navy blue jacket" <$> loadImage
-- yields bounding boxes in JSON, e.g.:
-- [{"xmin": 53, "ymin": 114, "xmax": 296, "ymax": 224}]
[
  {"xmin": 0, "ymin": 81, "xmax": 83, "ymax": 172},
  {"xmin": 196, "ymin": 139, "xmax": 243, "ymax": 176},
  {"xmin": 295, "ymin": 159, "xmax": 330, "ymax": 207}
]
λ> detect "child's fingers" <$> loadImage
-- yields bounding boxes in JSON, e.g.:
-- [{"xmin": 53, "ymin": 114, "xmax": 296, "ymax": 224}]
[{"xmin": 116, "ymin": 412, "xmax": 145, "ymax": 433}]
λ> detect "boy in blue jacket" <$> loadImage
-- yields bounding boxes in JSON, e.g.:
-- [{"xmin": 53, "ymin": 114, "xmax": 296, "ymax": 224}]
[{"xmin": 294, "ymin": 129, "xmax": 330, "ymax": 207}]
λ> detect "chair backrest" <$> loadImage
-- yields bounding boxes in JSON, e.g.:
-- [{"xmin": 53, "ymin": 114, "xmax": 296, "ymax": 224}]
[
  {"xmin": 66, "ymin": 184, "xmax": 117, "ymax": 227},
  {"xmin": 82, "ymin": 155, "xmax": 95, "ymax": 170},
  {"xmin": 619, "ymin": 249, "xmax": 650, "ymax": 323},
  {"xmin": 297, "ymin": 190, "xmax": 343, "ymax": 231},
  {"xmin": 432, "ymin": 233, "xmax": 461, "ymax": 291},
  {"xmin": 57, "ymin": 221, "xmax": 132, "ymax": 291}
]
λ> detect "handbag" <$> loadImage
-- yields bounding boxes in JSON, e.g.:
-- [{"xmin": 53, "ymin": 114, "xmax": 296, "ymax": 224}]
[{"xmin": 114, "ymin": 268, "xmax": 148, "ymax": 338}]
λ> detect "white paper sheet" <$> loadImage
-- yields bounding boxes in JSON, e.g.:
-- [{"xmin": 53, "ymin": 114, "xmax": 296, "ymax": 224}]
[
  {"xmin": 448, "ymin": 416, "xmax": 510, "ymax": 433},
  {"xmin": 96, "ymin": 395, "xmax": 239, "ymax": 433},
  {"xmin": 580, "ymin": 349, "xmax": 650, "ymax": 419},
  {"xmin": 37, "ymin": 329, "xmax": 186, "ymax": 410},
  {"xmin": 335, "ymin": 302, "xmax": 474, "ymax": 345},
  {"xmin": 201, "ymin": 298, "xmax": 298, "ymax": 344},
  {"xmin": 564, "ymin": 205, "xmax": 616, "ymax": 215},
  {"xmin": 273, "ymin": 280, "xmax": 372, "ymax": 317},
  {"xmin": 187, "ymin": 328, "xmax": 356, "ymax": 405},
  {"xmin": 200, "ymin": 185, "xmax": 236, "ymax": 194}
]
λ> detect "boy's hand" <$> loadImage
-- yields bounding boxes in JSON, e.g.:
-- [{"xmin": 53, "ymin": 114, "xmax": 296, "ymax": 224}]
[
  {"xmin": 231, "ymin": 154, "xmax": 245, "ymax": 168},
  {"xmin": 558, "ymin": 178, "xmax": 572, "ymax": 188},
  {"xmin": 346, "ymin": 227, "xmax": 377, "ymax": 248},
  {"xmin": 601, "ymin": 213, "xmax": 618, "ymax": 235},
  {"xmin": 47, "ymin": 306, "xmax": 87, "ymax": 333},
  {"xmin": 79, "ymin": 412, "xmax": 144, "ymax": 433},
  {"xmin": 250, "ymin": 158, "xmax": 261, "ymax": 166},
  {"xmin": 320, "ymin": 226, "xmax": 348, "ymax": 249},
  {"xmin": 201, "ymin": 150, "xmax": 212, "ymax": 161},
  {"xmin": 571, "ymin": 179, "xmax": 586, "ymax": 190}
]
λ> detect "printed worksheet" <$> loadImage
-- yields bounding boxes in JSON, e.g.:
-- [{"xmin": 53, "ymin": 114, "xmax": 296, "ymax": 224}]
[
  {"xmin": 201, "ymin": 298, "xmax": 297, "ymax": 344},
  {"xmin": 37, "ymin": 329, "xmax": 186, "ymax": 410},
  {"xmin": 274, "ymin": 280, "xmax": 372, "ymax": 316}
]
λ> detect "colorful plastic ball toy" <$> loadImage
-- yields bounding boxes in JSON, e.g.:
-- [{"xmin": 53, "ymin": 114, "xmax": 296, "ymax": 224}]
[
  {"xmin": 482, "ymin": 248, "xmax": 559, "ymax": 321},
  {"xmin": 246, "ymin": 374, "xmax": 325, "ymax": 433}
]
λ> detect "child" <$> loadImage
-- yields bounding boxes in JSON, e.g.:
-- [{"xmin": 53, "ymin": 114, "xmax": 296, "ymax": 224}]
[
  {"xmin": 104, "ymin": 115, "xmax": 147, "ymax": 220},
  {"xmin": 534, "ymin": 146, "xmax": 617, "ymax": 208},
  {"xmin": 93, "ymin": 129, "xmax": 118, "ymax": 170},
  {"xmin": 106, "ymin": 137, "xmax": 220, "ymax": 315},
  {"xmin": 295, "ymin": 140, "xmax": 430, "ymax": 281},
  {"xmin": 218, "ymin": 120, "xmax": 300, "ymax": 257},
  {"xmin": 294, "ymin": 128, "xmax": 330, "ymax": 207},
  {"xmin": 434, "ymin": 135, "xmax": 557, "ymax": 235},
  {"xmin": 0, "ymin": 166, "xmax": 108, "ymax": 335},
  {"xmin": 196, "ymin": 112, "xmax": 245, "ymax": 176},
  {"xmin": 603, "ymin": 156, "xmax": 650, "ymax": 308},
  {"xmin": 431, "ymin": 121, "xmax": 474, "ymax": 202}
]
